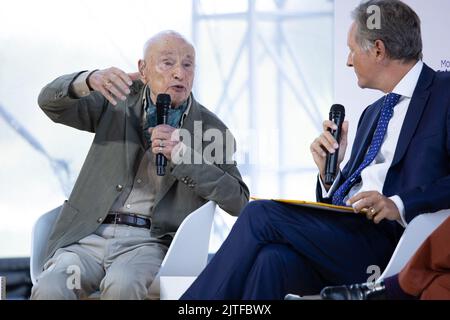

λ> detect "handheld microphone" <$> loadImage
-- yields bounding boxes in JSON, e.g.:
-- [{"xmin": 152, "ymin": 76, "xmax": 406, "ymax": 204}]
[
  {"xmin": 324, "ymin": 104, "xmax": 345, "ymax": 185},
  {"xmin": 156, "ymin": 93, "xmax": 171, "ymax": 176}
]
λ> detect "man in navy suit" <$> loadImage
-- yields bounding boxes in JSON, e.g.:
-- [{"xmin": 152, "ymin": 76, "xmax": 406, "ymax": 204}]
[{"xmin": 181, "ymin": 0, "xmax": 450, "ymax": 300}]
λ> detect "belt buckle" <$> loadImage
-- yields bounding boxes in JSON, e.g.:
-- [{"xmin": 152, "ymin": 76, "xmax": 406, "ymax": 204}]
[
  {"xmin": 111, "ymin": 212, "xmax": 150, "ymax": 228},
  {"xmin": 114, "ymin": 214, "xmax": 122, "ymax": 224}
]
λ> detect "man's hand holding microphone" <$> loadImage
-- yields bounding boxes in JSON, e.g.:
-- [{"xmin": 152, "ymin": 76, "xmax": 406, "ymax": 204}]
[
  {"xmin": 310, "ymin": 105, "xmax": 349, "ymax": 190},
  {"xmin": 310, "ymin": 105, "xmax": 400, "ymax": 223}
]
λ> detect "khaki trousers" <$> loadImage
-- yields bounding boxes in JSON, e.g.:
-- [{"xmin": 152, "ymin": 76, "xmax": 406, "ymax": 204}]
[{"xmin": 31, "ymin": 224, "xmax": 170, "ymax": 300}]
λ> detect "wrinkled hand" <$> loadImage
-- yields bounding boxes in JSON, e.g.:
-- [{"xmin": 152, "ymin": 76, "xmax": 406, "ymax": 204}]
[
  {"xmin": 87, "ymin": 67, "xmax": 141, "ymax": 105},
  {"xmin": 347, "ymin": 191, "xmax": 401, "ymax": 224},
  {"xmin": 149, "ymin": 125, "xmax": 181, "ymax": 161},
  {"xmin": 310, "ymin": 120, "xmax": 349, "ymax": 184}
]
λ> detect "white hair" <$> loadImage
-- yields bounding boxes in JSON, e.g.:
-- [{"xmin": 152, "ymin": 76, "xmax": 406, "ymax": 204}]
[{"xmin": 142, "ymin": 30, "xmax": 194, "ymax": 59}]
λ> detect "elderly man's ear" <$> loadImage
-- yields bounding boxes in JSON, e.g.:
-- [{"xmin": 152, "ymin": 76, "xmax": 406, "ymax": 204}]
[{"xmin": 138, "ymin": 59, "xmax": 147, "ymax": 82}]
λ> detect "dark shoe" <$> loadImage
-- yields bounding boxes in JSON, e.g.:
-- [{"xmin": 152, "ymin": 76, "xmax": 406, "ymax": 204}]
[{"xmin": 320, "ymin": 281, "xmax": 387, "ymax": 300}]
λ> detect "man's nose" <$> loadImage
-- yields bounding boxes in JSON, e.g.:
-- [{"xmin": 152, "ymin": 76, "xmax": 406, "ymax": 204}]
[
  {"xmin": 172, "ymin": 64, "xmax": 184, "ymax": 80},
  {"xmin": 346, "ymin": 52, "xmax": 353, "ymax": 67}
]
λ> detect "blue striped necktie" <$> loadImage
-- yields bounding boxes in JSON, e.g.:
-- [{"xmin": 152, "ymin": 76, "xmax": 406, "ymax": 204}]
[{"xmin": 332, "ymin": 93, "xmax": 402, "ymax": 206}]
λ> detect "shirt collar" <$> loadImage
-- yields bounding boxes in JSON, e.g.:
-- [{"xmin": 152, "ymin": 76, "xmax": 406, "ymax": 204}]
[{"xmin": 391, "ymin": 60, "xmax": 423, "ymax": 99}]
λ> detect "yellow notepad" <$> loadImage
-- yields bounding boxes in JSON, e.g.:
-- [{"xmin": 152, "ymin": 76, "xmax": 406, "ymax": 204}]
[{"xmin": 250, "ymin": 197, "xmax": 355, "ymax": 213}]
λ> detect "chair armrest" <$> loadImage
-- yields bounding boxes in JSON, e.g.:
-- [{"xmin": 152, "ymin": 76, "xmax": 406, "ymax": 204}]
[
  {"xmin": 30, "ymin": 206, "xmax": 61, "ymax": 285},
  {"xmin": 148, "ymin": 201, "xmax": 216, "ymax": 299},
  {"xmin": 378, "ymin": 209, "xmax": 450, "ymax": 281}
]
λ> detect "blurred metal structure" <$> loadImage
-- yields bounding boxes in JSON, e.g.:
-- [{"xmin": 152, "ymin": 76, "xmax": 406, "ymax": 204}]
[
  {"xmin": 192, "ymin": 0, "xmax": 333, "ymax": 196},
  {"xmin": 0, "ymin": 104, "xmax": 72, "ymax": 197}
]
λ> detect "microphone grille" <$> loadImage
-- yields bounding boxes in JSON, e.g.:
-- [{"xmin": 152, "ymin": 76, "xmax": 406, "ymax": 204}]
[
  {"xmin": 156, "ymin": 93, "xmax": 171, "ymax": 106},
  {"xmin": 330, "ymin": 104, "xmax": 345, "ymax": 116}
]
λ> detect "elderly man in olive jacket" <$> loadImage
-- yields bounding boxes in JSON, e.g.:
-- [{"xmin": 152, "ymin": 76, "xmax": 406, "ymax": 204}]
[{"xmin": 31, "ymin": 30, "xmax": 249, "ymax": 300}]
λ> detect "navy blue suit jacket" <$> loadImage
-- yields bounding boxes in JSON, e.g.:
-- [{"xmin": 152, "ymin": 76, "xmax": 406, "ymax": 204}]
[{"xmin": 317, "ymin": 64, "xmax": 450, "ymax": 224}]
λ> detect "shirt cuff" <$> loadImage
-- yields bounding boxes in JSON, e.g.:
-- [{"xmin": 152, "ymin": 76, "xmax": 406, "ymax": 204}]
[
  {"xmin": 390, "ymin": 195, "xmax": 407, "ymax": 227},
  {"xmin": 70, "ymin": 71, "xmax": 91, "ymax": 98},
  {"xmin": 319, "ymin": 171, "xmax": 341, "ymax": 199}
]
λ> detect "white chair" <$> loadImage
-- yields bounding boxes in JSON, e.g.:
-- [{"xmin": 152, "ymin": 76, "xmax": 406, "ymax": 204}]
[
  {"xmin": 148, "ymin": 201, "xmax": 217, "ymax": 299},
  {"xmin": 30, "ymin": 205, "xmax": 61, "ymax": 285},
  {"xmin": 30, "ymin": 201, "xmax": 235, "ymax": 300},
  {"xmin": 150, "ymin": 203, "xmax": 237, "ymax": 299},
  {"xmin": 377, "ymin": 209, "xmax": 450, "ymax": 281}
]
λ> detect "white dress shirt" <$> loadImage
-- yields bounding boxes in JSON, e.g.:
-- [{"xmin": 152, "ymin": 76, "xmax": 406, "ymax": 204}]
[{"xmin": 321, "ymin": 61, "xmax": 424, "ymax": 226}]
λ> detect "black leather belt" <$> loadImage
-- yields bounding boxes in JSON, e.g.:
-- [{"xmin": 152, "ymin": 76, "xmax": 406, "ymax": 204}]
[{"xmin": 103, "ymin": 213, "xmax": 151, "ymax": 229}]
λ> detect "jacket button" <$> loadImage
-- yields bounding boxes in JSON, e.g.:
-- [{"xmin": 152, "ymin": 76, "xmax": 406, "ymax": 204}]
[
  {"xmin": 116, "ymin": 184, "xmax": 123, "ymax": 191},
  {"xmin": 97, "ymin": 217, "xmax": 103, "ymax": 223}
]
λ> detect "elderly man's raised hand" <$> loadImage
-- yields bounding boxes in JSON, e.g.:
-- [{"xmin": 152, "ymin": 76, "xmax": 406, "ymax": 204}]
[{"xmin": 88, "ymin": 67, "xmax": 141, "ymax": 105}]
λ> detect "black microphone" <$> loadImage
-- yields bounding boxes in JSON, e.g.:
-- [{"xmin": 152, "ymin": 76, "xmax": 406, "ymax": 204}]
[
  {"xmin": 324, "ymin": 104, "xmax": 345, "ymax": 185},
  {"xmin": 156, "ymin": 93, "xmax": 171, "ymax": 176}
]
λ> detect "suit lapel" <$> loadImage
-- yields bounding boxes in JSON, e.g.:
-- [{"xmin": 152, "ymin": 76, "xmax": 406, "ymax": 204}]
[
  {"xmin": 344, "ymin": 101, "xmax": 382, "ymax": 177},
  {"xmin": 391, "ymin": 64, "xmax": 434, "ymax": 167},
  {"xmin": 129, "ymin": 83, "xmax": 147, "ymax": 150},
  {"xmin": 182, "ymin": 97, "xmax": 204, "ymax": 156},
  {"xmin": 124, "ymin": 82, "xmax": 147, "ymax": 176}
]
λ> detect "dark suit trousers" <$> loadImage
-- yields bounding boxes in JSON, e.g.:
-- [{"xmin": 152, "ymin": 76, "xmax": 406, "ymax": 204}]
[
  {"xmin": 399, "ymin": 217, "xmax": 450, "ymax": 299},
  {"xmin": 181, "ymin": 200, "xmax": 399, "ymax": 300}
]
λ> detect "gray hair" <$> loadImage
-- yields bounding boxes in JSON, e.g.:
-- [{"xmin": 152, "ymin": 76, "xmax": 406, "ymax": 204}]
[
  {"xmin": 352, "ymin": 0, "xmax": 423, "ymax": 62},
  {"xmin": 142, "ymin": 30, "xmax": 194, "ymax": 59}
]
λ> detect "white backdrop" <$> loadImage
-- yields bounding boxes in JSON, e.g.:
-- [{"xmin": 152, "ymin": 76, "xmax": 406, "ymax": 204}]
[
  {"xmin": 334, "ymin": 0, "xmax": 450, "ymax": 161},
  {"xmin": 0, "ymin": 0, "xmax": 192, "ymax": 257}
]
